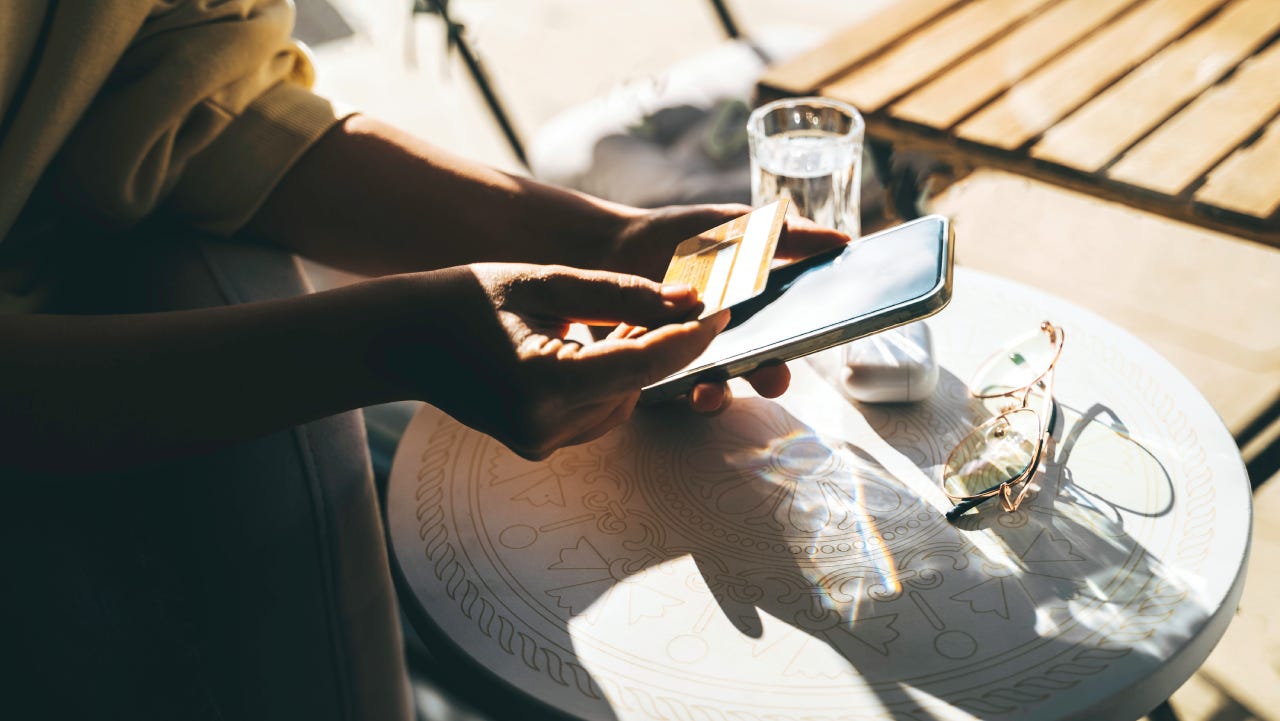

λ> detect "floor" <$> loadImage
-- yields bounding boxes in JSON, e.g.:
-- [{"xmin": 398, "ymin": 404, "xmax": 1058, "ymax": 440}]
[{"xmin": 298, "ymin": 2, "xmax": 1280, "ymax": 719}]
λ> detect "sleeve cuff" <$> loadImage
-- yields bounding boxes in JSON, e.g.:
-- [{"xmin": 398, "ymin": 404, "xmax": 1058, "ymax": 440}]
[{"xmin": 167, "ymin": 82, "xmax": 354, "ymax": 236}]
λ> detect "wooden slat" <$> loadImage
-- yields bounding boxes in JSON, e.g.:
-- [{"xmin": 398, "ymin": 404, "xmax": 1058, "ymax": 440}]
[
  {"xmin": 890, "ymin": 0, "xmax": 1135, "ymax": 129},
  {"xmin": 1193, "ymin": 116, "xmax": 1280, "ymax": 219},
  {"xmin": 862, "ymin": 114, "xmax": 1280, "ymax": 247},
  {"xmin": 955, "ymin": 0, "xmax": 1226, "ymax": 150},
  {"xmin": 820, "ymin": 0, "xmax": 1056, "ymax": 113},
  {"xmin": 1108, "ymin": 39, "xmax": 1280, "ymax": 195},
  {"xmin": 1033, "ymin": 0, "xmax": 1280, "ymax": 173},
  {"xmin": 758, "ymin": 0, "xmax": 965, "ymax": 96}
]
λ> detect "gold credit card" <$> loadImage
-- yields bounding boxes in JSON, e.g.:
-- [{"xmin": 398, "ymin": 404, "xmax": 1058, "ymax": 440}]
[{"xmin": 661, "ymin": 199, "xmax": 788, "ymax": 318}]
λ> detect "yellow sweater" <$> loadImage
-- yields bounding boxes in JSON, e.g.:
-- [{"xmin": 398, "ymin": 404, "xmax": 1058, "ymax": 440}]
[{"xmin": 0, "ymin": 0, "xmax": 341, "ymax": 307}]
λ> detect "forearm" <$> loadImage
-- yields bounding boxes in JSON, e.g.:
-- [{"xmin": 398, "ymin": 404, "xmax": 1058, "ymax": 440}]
[
  {"xmin": 0, "ymin": 278, "xmax": 413, "ymax": 474},
  {"xmin": 244, "ymin": 115, "xmax": 635, "ymax": 275}
]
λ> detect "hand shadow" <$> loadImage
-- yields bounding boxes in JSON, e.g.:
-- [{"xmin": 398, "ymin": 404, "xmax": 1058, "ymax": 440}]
[
  {"xmin": 845, "ymin": 363, "xmax": 1193, "ymax": 717},
  {"xmin": 619, "ymin": 393, "xmax": 1192, "ymax": 720},
  {"xmin": 398, "ymin": 374, "xmax": 1202, "ymax": 721}
]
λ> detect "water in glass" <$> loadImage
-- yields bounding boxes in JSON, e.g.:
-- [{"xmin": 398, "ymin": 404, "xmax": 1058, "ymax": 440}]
[{"xmin": 751, "ymin": 128, "xmax": 861, "ymax": 237}]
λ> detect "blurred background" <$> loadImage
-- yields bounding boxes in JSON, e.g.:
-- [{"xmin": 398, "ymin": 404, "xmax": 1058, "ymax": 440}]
[{"xmin": 292, "ymin": 2, "xmax": 1280, "ymax": 720}]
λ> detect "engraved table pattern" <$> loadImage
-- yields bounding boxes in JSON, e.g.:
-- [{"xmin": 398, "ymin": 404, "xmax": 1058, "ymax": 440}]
[{"xmin": 389, "ymin": 268, "xmax": 1250, "ymax": 721}]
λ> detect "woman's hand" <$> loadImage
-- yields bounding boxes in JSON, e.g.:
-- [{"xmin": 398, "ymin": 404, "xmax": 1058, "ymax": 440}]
[
  {"xmin": 600, "ymin": 204, "xmax": 850, "ymax": 412},
  {"xmin": 370, "ymin": 263, "xmax": 728, "ymax": 460}
]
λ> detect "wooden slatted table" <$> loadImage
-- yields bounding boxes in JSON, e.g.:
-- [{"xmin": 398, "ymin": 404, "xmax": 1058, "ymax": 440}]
[{"xmin": 759, "ymin": 0, "xmax": 1280, "ymax": 248}]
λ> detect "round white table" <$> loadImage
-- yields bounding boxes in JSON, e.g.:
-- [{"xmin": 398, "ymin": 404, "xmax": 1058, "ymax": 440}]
[{"xmin": 387, "ymin": 267, "xmax": 1251, "ymax": 721}]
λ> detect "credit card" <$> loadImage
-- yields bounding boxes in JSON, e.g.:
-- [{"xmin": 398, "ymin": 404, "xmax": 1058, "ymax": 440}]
[{"xmin": 661, "ymin": 199, "xmax": 788, "ymax": 318}]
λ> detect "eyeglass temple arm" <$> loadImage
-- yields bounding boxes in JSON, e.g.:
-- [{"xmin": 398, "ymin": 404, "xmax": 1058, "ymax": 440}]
[
  {"xmin": 945, "ymin": 401, "xmax": 1061, "ymax": 523},
  {"xmin": 945, "ymin": 494, "xmax": 991, "ymax": 522}
]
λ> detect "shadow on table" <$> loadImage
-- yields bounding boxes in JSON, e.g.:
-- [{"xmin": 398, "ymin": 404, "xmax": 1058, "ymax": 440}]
[{"xmin": 402, "ymin": 368, "xmax": 1192, "ymax": 721}]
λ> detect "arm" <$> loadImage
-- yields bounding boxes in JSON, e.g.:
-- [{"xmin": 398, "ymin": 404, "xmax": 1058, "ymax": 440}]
[
  {"xmin": 241, "ymin": 114, "xmax": 849, "ymax": 412},
  {"xmin": 243, "ymin": 115, "xmax": 634, "ymax": 276},
  {"xmin": 243, "ymin": 115, "xmax": 849, "ymax": 278},
  {"xmin": 0, "ymin": 279, "xmax": 401, "ymax": 474},
  {"xmin": 0, "ymin": 267, "xmax": 715, "ymax": 474}
]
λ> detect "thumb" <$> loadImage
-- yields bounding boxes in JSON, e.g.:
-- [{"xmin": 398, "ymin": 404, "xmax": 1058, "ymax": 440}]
[
  {"xmin": 568, "ymin": 310, "xmax": 732, "ymax": 397},
  {"xmin": 534, "ymin": 266, "xmax": 701, "ymax": 326}
]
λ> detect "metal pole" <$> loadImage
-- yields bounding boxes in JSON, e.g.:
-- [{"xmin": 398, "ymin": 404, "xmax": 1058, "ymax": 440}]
[
  {"xmin": 420, "ymin": 0, "xmax": 529, "ymax": 168},
  {"xmin": 708, "ymin": 0, "xmax": 741, "ymax": 39}
]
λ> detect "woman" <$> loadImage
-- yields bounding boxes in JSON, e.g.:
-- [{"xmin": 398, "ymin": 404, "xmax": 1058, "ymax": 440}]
[{"xmin": 0, "ymin": 1, "xmax": 846, "ymax": 718}]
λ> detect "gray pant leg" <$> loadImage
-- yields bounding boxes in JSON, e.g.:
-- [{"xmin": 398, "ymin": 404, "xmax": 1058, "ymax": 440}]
[{"xmin": 1, "ymin": 232, "xmax": 412, "ymax": 720}]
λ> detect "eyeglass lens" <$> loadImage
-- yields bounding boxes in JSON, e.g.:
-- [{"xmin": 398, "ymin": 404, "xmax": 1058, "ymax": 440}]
[
  {"xmin": 942, "ymin": 408, "xmax": 1041, "ymax": 500},
  {"xmin": 970, "ymin": 327, "xmax": 1057, "ymax": 397}
]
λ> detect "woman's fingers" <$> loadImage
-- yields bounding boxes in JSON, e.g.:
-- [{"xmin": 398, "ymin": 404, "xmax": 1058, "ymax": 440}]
[
  {"xmin": 606, "ymin": 323, "xmax": 649, "ymax": 341},
  {"xmin": 687, "ymin": 361, "xmax": 790, "ymax": 414},
  {"xmin": 532, "ymin": 266, "xmax": 700, "ymax": 326},
  {"xmin": 690, "ymin": 382, "xmax": 730, "ymax": 414},
  {"xmin": 742, "ymin": 363, "xmax": 790, "ymax": 398},
  {"xmin": 776, "ymin": 215, "xmax": 850, "ymax": 261},
  {"xmin": 566, "ymin": 310, "xmax": 730, "ymax": 398}
]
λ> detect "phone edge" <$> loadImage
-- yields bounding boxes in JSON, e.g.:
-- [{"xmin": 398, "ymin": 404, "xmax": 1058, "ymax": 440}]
[{"xmin": 638, "ymin": 215, "xmax": 956, "ymax": 405}]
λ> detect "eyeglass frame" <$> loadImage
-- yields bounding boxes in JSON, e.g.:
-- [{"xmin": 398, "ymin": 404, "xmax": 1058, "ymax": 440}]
[{"xmin": 943, "ymin": 321, "xmax": 1065, "ymax": 522}]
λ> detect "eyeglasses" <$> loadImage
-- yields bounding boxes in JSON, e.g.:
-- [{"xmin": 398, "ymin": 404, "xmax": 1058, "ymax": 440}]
[{"xmin": 942, "ymin": 321, "xmax": 1064, "ymax": 522}]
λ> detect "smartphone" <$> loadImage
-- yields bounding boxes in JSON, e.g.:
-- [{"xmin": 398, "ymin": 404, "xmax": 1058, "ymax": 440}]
[{"xmin": 640, "ymin": 214, "xmax": 954, "ymax": 403}]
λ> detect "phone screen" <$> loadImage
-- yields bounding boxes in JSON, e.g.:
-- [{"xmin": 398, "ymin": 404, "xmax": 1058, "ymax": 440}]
[{"xmin": 660, "ymin": 215, "xmax": 949, "ymax": 381}]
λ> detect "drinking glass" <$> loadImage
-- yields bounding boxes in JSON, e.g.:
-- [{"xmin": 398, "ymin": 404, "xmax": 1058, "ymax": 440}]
[{"xmin": 747, "ymin": 97, "xmax": 865, "ymax": 237}]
